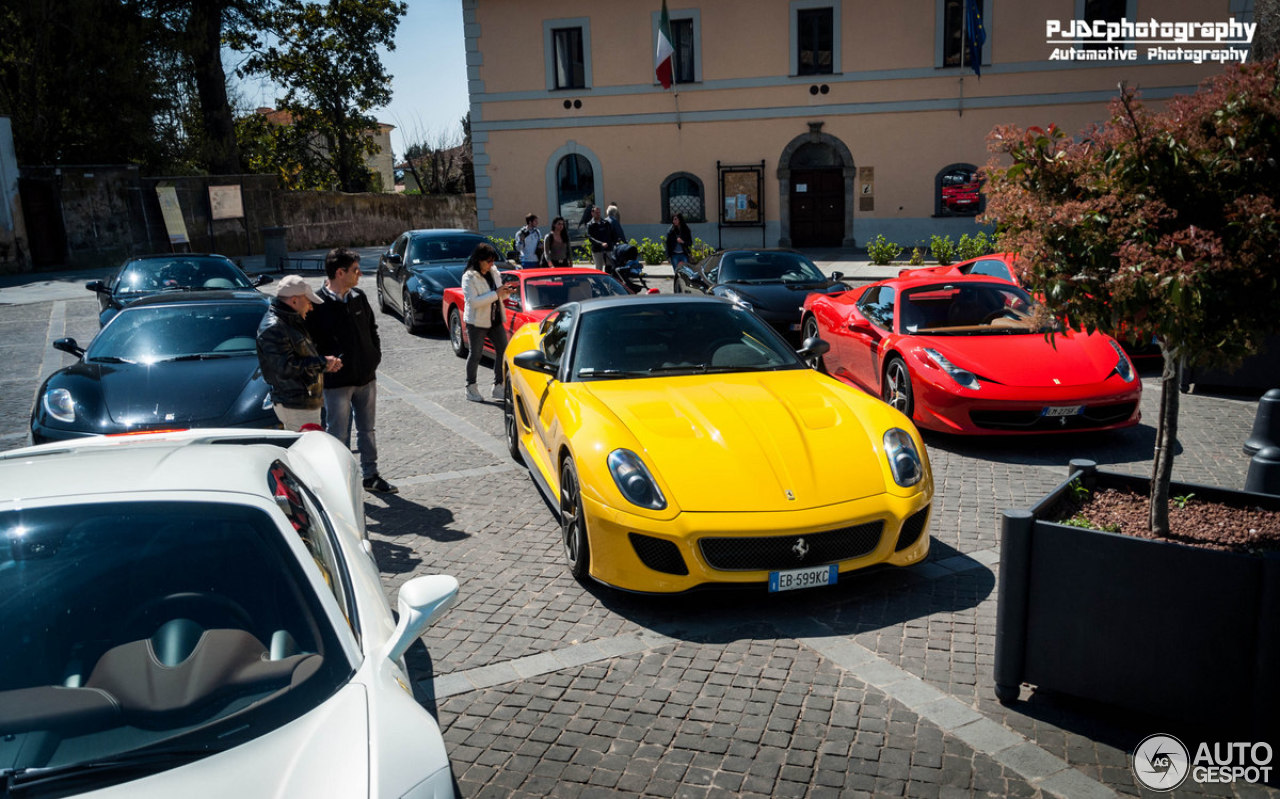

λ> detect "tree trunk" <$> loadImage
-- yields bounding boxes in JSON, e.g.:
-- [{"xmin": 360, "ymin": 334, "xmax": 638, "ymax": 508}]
[
  {"xmin": 187, "ymin": 0, "xmax": 239, "ymax": 174},
  {"xmin": 1149, "ymin": 346, "xmax": 1180, "ymax": 535}
]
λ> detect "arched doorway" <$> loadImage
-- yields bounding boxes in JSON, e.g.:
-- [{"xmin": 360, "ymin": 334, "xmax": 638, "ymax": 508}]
[{"xmin": 777, "ymin": 126, "xmax": 854, "ymax": 248}]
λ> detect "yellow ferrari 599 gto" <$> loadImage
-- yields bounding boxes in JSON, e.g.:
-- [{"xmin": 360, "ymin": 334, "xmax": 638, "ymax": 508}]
[{"xmin": 503, "ymin": 294, "xmax": 933, "ymax": 594}]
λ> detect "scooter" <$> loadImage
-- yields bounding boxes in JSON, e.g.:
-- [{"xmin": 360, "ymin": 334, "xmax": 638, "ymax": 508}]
[{"xmin": 606, "ymin": 243, "xmax": 658, "ymax": 294}]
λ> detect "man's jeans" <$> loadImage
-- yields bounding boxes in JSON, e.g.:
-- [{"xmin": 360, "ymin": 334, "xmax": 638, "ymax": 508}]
[{"xmin": 324, "ymin": 380, "xmax": 379, "ymax": 479}]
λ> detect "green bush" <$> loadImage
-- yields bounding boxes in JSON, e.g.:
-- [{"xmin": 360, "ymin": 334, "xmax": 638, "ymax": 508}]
[
  {"xmin": 908, "ymin": 247, "xmax": 925, "ymax": 266},
  {"xmin": 632, "ymin": 237, "xmax": 667, "ymax": 266},
  {"xmin": 573, "ymin": 243, "xmax": 592, "ymax": 264},
  {"xmin": 488, "ymin": 236, "xmax": 515, "ymax": 260},
  {"xmin": 866, "ymin": 234, "xmax": 902, "ymax": 265},
  {"xmin": 956, "ymin": 231, "xmax": 993, "ymax": 261},
  {"xmin": 929, "ymin": 234, "xmax": 957, "ymax": 266},
  {"xmin": 690, "ymin": 238, "xmax": 714, "ymax": 264}
]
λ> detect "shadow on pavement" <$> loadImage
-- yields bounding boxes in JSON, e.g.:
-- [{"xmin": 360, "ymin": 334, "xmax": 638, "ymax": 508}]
[
  {"xmin": 576, "ymin": 540, "xmax": 994, "ymax": 646},
  {"xmin": 922, "ymin": 422, "xmax": 1177, "ymax": 468},
  {"xmin": 366, "ymin": 495, "xmax": 468, "ymax": 575}
]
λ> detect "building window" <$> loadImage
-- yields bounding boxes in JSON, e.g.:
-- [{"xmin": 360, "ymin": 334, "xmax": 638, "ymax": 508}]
[
  {"xmin": 553, "ymin": 28, "xmax": 584, "ymax": 89},
  {"xmin": 671, "ymin": 18, "xmax": 695, "ymax": 84},
  {"xmin": 544, "ymin": 18, "xmax": 592, "ymax": 91},
  {"xmin": 938, "ymin": 0, "xmax": 989, "ymax": 70},
  {"xmin": 790, "ymin": 2, "xmax": 840, "ymax": 77},
  {"xmin": 661, "ymin": 172, "xmax": 705, "ymax": 223},
  {"xmin": 797, "ymin": 8, "xmax": 833, "ymax": 75},
  {"xmin": 557, "ymin": 155, "xmax": 594, "ymax": 225},
  {"xmin": 935, "ymin": 164, "xmax": 982, "ymax": 217},
  {"xmin": 1078, "ymin": 0, "xmax": 1131, "ymax": 50}
]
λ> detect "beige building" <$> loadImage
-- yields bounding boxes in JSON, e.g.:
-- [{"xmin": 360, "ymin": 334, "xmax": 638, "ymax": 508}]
[
  {"xmin": 463, "ymin": 0, "xmax": 1253, "ymax": 250},
  {"xmin": 254, "ymin": 108, "xmax": 396, "ymax": 192}
]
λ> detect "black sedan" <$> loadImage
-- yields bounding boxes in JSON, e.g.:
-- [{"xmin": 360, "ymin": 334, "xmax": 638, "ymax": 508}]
[
  {"xmin": 375, "ymin": 229, "xmax": 493, "ymax": 333},
  {"xmin": 31, "ymin": 291, "xmax": 276, "ymax": 443},
  {"xmin": 86, "ymin": 253, "xmax": 272, "ymax": 326},
  {"xmin": 672, "ymin": 249, "xmax": 849, "ymax": 342}
]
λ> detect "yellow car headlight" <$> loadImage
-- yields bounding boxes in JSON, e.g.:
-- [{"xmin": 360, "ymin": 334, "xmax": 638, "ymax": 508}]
[
  {"xmin": 883, "ymin": 428, "xmax": 923, "ymax": 487},
  {"xmin": 607, "ymin": 449, "xmax": 667, "ymax": 510}
]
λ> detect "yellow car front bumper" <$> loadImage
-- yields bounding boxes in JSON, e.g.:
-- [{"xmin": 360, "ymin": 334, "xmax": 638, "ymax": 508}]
[{"xmin": 581, "ymin": 489, "xmax": 932, "ymax": 593}]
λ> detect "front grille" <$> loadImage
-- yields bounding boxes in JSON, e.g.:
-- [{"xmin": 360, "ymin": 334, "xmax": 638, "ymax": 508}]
[
  {"xmin": 629, "ymin": 533, "xmax": 689, "ymax": 575},
  {"xmin": 895, "ymin": 505, "xmax": 930, "ymax": 551},
  {"xmin": 969, "ymin": 401, "xmax": 1138, "ymax": 431},
  {"xmin": 699, "ymin": 521, "xmax": 883, "ymax": 571}
]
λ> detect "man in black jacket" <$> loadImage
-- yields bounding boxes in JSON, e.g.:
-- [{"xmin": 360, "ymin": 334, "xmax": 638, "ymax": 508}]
[
  {"xmin": 586, "ymin": 205, "xmax": 616, "ymax": 271},
  {"xmin": 257, "ymin": 275, "xmax": 341, "ymax": 432},
  {"xmin": 305, "ymin": 248, "xmax": 397, "ymax": 494}
]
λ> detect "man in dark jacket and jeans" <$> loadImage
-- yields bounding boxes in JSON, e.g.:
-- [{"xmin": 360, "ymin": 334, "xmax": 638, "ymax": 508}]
[
  {"xmin": 257, "ymin": 275, "xmax": 341, "ymax": 431},
  {"xmin": 305, "ymin": 248, "xmax": 397, "ymax": 494}
]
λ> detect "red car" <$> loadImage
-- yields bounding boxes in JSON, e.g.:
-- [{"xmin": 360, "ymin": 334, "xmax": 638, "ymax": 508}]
[
  {"xmin": 443, "ymin": 267, "xmax": 630, "ymax": 358},
  {"xmin": 902, "ymin": 253, "xmax": 1162, "ymax": 365},
  {"xmin": 941, "ymin": 175, "xmax": 981, "ymax": 215},
  {"xmin": 800, "ymin": 274, "xmax": 1142, "ymax": 435}
]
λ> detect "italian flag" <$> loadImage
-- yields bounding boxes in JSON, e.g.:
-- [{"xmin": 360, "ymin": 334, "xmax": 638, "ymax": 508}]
[{"xmin": 655, "ymin": 1, "xmax": 674, "ymax": 89}]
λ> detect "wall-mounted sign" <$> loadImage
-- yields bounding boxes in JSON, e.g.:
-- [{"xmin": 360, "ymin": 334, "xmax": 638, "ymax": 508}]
[
  {"xmin": 155, "ymin": 185, "xmax": 189, "ymax": 245},
  {"xmin": 209, "ymin": 184, "xmax": 244, "ymax": 220}
]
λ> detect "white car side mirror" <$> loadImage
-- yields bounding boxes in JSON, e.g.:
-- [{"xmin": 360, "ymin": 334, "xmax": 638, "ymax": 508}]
[{"xmin": 384, "ymin": 574, "xmax": 459, "ymax": 663}]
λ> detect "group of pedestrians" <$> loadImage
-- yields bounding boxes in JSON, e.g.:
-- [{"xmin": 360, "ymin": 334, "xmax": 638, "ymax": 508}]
[{"xmin": 254, "ymin": 210, "xmax": 699, "ymax": 479}]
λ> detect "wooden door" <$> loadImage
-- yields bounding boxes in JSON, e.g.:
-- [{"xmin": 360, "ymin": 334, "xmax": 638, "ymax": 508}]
[{"xmin": 790, "ymin": 169, "xmax": 844, "ymax": 247}]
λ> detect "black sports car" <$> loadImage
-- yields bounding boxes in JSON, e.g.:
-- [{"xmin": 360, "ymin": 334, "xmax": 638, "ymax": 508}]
[
  {"xmin": 31, "ymin": 291, "xmax": 277, "ymax": 444},
  {"xmin": 672, "ymin": 249, "xmax": 849, "ymax": 342},
  {"xmin": 375, "ymin": 229, "xmax": 494, "ymax": 333},
  {"xmin": 86, "ymin": 253, "xmax": 272, "ymax": 326}
]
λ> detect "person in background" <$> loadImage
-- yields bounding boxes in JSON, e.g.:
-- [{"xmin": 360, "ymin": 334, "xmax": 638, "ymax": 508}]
[
  {"xmin": 605, "ymin": 204, "xmax": 626, "ymax": 245},
  {"xmin": 461, "ymin": 242, "xmax": 516, "ymax": 402},
  {"xmin": 305, "ymin": 247, "xmax": 396, "ymax": 494},
  {"xmin": 515, "ymin": 213, "xmax": 542, "ymax": 268},
  {"xmin": 586, "ymin": 205, "xmax": 616, "ymax": 271},
  {"xmin": 577, "ymin": 203, "xmax": 594, "ymax": 232},
  {"xmin": 665, "ymin": 212, "xmax": 694, "ymax": 271},
  {"xmin": 256, "ymin": 275, "xmax": 341, "ymax": 431},
  {"xmin": 544, "ymin": 216, "xmax": 571, "ymax": 267}
]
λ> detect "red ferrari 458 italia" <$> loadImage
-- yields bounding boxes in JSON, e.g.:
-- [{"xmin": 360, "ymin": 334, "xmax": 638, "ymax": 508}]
[
  {"xmin": 800, "ymin": 274, "xmax": 1142, "ymax": 435},
  {"xmin": 443, "ymin": 267, "xmax": 630, "ymax": 359}
]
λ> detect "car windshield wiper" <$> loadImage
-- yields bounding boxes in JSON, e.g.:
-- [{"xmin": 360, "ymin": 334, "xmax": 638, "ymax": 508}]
[
  {"xmin": 164, "ymin": 353, "xmax": 233, "ymax": 362},
  {"xmin": 2, "ymin": 747, "xmax": 218, "ymax": 793},
  {"xmin": 725, "ymin": 278, "xmax": 778, "ymax": 285},
  {"xmin": 88, "ymin": 356, "xmax": 135, "ymax": 364},
  {"xmin": 577, "ymin": 368, "xmax": 652, "ymax": 379}
]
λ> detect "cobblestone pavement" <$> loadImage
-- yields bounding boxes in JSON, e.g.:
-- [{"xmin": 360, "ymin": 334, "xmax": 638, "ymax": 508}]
[{"xmin": 1, "ymin": 267, "xmax": 1275, "ymax": 799}]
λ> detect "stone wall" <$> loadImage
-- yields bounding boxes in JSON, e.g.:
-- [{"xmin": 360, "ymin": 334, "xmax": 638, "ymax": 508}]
[{"xmin": 275, "ymin": 191, "xmax": 477, "ymax": 250}]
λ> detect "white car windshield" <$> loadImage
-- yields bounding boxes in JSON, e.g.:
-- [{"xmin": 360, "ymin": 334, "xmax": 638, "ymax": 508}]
[{"xmin": 0, "ymin": 501, "xmax": 348, "ymax": 787}]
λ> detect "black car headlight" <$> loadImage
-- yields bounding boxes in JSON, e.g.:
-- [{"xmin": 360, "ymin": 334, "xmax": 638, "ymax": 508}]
[
  {"xmin": 883, "ymin": 428, "xmax": 923, "ymax": 487},
  {"xmin": 1109, "ymin": 340, "xmax": 1136, "ymax": 382},
  {"xmin": 607, "ymin": 449, "xmax": 667, "ymax": 510},
  {"xmin": 261, "ymin": 394, "xmax": 274, "ymax": 411},
  {"xmin": 43, "ymin": 388, "xmax": 76, "ymax": 423}
]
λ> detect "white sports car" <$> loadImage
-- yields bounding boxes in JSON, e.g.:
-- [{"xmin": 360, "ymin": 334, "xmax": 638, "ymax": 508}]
[{"xmin": 0, "ymin": 429, "xmax": 458, "ymax": 798}]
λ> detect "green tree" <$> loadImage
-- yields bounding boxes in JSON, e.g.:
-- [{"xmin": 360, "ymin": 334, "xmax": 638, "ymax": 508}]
[
  {"xmin": 0, "ymin": 0, "xmax": 165, "ymax": 166},
  {"xmin": 239, "ymin": 0, "xmax": 405, "ymax": 192},
  {"xmin": 981, "ymin": 59, "xmax": 1280, "ymax": 535}
]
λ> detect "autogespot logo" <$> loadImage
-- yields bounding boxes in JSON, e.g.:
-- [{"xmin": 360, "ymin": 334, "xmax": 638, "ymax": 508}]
[{"xmin": 1132, "ymin": 734, "xmax": 1190, "ymax": 791}]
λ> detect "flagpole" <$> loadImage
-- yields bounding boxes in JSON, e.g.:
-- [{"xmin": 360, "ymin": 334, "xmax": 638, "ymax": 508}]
[
  {"xmin": 959, "ymin": 0, "xmax": 967, "ymax": 116},
  {"xmin": 673, "ymin": 88, "xmax": 682, "ymax": 130}
]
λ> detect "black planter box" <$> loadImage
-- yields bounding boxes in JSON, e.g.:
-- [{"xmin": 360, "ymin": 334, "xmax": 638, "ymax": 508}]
[{"xmin": 994, "ymin": 460, "xmax": 1280, "ymax": 737}]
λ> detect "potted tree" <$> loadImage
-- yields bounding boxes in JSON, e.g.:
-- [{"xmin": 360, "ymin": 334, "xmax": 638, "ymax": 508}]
[{"xmin": 981, "ymin": 58, "xmax": 1280, "ymax": 734}]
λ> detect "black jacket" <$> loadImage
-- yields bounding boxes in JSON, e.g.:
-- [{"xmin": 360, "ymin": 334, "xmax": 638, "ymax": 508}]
[
  {"xmin": 256, "ymin": 298, "xmax": 326, "ymax": 410},
  {"xmin": 665, "ymin": 223, "xmax": 693, "ymax": 259},
  {"xmin": 586, "ymin": 218, "xmax": 616, "ymax": 253},
  {"xmin": 304, "ymin": 285, "xmax": 381, "ymax": 388}
]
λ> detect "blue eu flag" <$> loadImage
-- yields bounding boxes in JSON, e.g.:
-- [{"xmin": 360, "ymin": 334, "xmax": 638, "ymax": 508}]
[{"xmin": 965, "ymin": 0, "xmax": 986, "ymax": 77}]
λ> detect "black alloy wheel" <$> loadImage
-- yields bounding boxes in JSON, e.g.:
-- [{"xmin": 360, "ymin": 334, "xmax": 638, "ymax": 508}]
[
  {"xmin": 802, "ymin": 316, "xmax": 827, "ymax": 373},
  {"xmin": 449, "ymin": 308, "xmax": 468, "ymax": 358},
  {"xmin": 504, "ymin": 382, "xmax": 522, "ymax": 464},
  {"xmin": 402, "ymin": 289, "xmax": 421, "ymax": 333},
  {"xmin": 559, "ymin": 457, "xmax": 590, "ymax": 580},
  {"xmin": 882, "ymin": 356, "xmax": 915, "ymax": 418}
]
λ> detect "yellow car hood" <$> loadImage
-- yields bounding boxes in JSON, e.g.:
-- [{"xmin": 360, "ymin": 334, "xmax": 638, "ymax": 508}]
[{"xmin": 580, "ymin": 371, "xmax": 888, "ymax": 512}]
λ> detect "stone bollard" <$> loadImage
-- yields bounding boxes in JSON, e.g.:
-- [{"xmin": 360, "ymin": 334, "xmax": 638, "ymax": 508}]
[
  {"xmin": 1245, "ymin": 445, "xmax": 1280, "ymax": 496},
  {"xmin": 1245, "ymin": 389, "xmax": 1280, "ymax": 456}
]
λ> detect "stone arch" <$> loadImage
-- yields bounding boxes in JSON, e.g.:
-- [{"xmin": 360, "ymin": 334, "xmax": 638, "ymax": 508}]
[{"xmin": 777, "ymin": 124, "xmax": 855, "ymax": 248}]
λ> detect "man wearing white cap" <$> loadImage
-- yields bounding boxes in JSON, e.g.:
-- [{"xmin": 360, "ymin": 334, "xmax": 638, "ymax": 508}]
[{"xmin": 256, "ymin": 275, "xmax": 342, "ymax": 431}]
